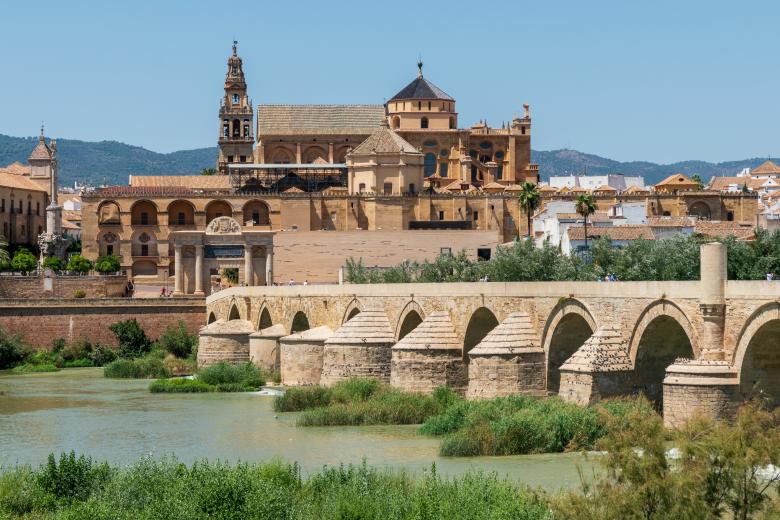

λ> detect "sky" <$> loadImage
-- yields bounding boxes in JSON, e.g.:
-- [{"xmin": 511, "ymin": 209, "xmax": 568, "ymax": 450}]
[{"xmin": 1, "ymin": 0, "xmax": 778, "ymax": 164}]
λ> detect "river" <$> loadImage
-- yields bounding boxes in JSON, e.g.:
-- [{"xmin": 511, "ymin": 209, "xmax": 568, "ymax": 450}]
[{"xmin": 0, "ymin": 368, "xmax": 594, "ymax": 491}]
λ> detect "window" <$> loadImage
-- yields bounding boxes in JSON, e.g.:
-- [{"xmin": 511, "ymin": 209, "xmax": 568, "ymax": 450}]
[
  {"xmin": 408, "ymin": 183, "xmax": 416, "ymax": 194},
  {"xmin": 521, "ymin": 126, "xmax": 526, "ymax": 135},
  {"xmin": 1, "ymin": 199, "xmax": 4, "ymax": 213},
  {"xmin": 141, "ymin": 244, "xmax": 149, "ymax": 257},
  {"xmin": 427, "ymin": 101, "xmax": 431, "ymax": 110},
  {"xmin": 227, "ymin": 155, "xmax": 234, "ymax": 163},
  {"xmin": 449, "ymin": 117, "xmax": 455, "ymax": 129},
  {"xmin": 440, "ymin": 247, "xmax": 452, "ymax": 256},
  {"xmin": 727, "ymin": 211, "xmax": 734, "ymax": 221},
  {"xmin": 2, "ymin": 223, "xmax": 6, "ymax": 237},
  {"xmin": 440, "ymin": 162, "xmax": 448, "ymax": 177},
  {"xmin": 140, "ymin": 212, "xmax": 149, "ymax": 225},
  {"xmin": 177, "ymin": 212, "xmax": 185, "ymax": 225},
  {"xmin": 383, "ymin": 182, "xmax": 392, "ymax": 195},
  {"xmin": 474, "ymin": 211, "xmax": 479, "ymax": 221},
  {"xmin": 38, "ymin": 226, "xmax": 42, "ymax": 235},
  {"xmin": 417, "ymin": 101, "xmax": 421, "ymax": 110},
  {"xmin": 232, "ymin": 93, "xmax": 239, "ymax": 104},
  {"xmin": 497, "ymin": 165, "xmax": 503, "ymax": 179},
  {"xmin": 392, "ymin": 116, "xmax": 400, "ymax": 129},
  {"xmin": 243, "ymin": 123, "xmax": 249, "ymax": 137},
  {"xmin": 438, "ymin": 210, "xmax": 445, "ymax": 220},
  {"xmin": 36, "ymin": 202, "xmax": 40, "ymax": 216},
  {"xmin": 477, "ymin": 248, "xmax": 491, "ymax": 261},
  {"xmin": 240, "ymin": 155, "xmax": 246, "ymax": 163},
  {"xmin": 252, "ymin": 211, "xmax": 260, "ymax": 224},
  {"xmin": 18, "ymin": 200, "xmax": 22, "ymax": 213},
  {"xmin": 421, "ymin": 117, "xmax": 429, "ymax": 129},
  {"xmin": 424, "ymin": 153, "xmax": 436, "ymax": 177},
  {"xmin": 358, "ymin": 183, "xmax": 366, "ymax": 193}
]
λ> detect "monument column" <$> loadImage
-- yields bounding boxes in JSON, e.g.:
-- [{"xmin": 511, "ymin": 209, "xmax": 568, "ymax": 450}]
[
  {"xmin": 295, "ymin": 143, "xmax": 302, "ymax": 164},
  {"xmin": 699, "ymin": 242, "xmax": 727, "ymax": 360},
  {"xmin": 244, "ymin": 245, "xmax": 254, "ymax": 286},
  {"xmin": 265, "ymin": 245, "xmax": 273, "ymax": 286},
  {"xmin": 173, "ymin": 245, "xmax": 183, "ymax": 296},
  {"xmin": 194, "ymin": 244, "xmax": 204, "ymax": 296}
]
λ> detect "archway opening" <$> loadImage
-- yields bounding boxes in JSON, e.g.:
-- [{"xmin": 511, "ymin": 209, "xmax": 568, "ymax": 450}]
[
  {"xmin": 242, "ymin": 200, "xmax": 270, "ymax": 226},
  {"xmin": 205, "ymin": 200, "xmax": 233, "ymax": 224},
  {"xmin": 741, "ymin": 319, "xmax": 780, "ymax": 407},
  {"xmin": 291, "ymin": 311, "xmax": 310, "ymax": 333},
  {"xmin": 346, "ymin": 308, "xmax": 361, "ymax": 322},
  {"xmin": 463, "ymin": 308, "xmax": 499, "ymax": 362},
  {"xmin": 228, "ymin": 305, "xmax": 240, "ymax": 321},
  {"xmin": 547, "ymin": 313, "xmax": 594, "ymax": 393},
  {"xmin": 207, "ymin": 312, "xmax": 217, "ymax": 324},
  {"xmin": 634, "ymin": 316, "xmax": 693, "ymax": 409},
  {"xmin": 688, "ymin": 201, "xmax": 711, "ymax": 220},
  {"xmin": 130, "ymin": 200, "xmax": 158, "ymax": 226},
  {"xmin": 259, "ymin": 308, "xmax": 273, "ymax": 330},
  {"xmin": 398, "ymin": 310, "xmax": 423, "ymax": 340},
  {"xmin": 168, "ymin": 200, "xmax": 195, "ymax": 226}
]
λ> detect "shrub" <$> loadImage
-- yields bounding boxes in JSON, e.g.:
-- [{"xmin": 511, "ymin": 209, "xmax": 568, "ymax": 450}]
[
  {"xmin": 63, "ymin": 358, "xmax": 94, "ymax": 368},
  {"xmin": 273, "ymin": 385, "xmax": 332, "ymax": 412},
  {"xmin": 89, "ymin": 344, "xmax": 117, "ymax": 366},
  {"xmin": 149, "ymin": 378, "xmax": 214, "ymax": 393},
  {"xmin": 197, "ymin": 362, "xmax": 265, "ymax": 390},
  {"xmin": 11, "ymin": 248, "xmax": 37, "ymax": 273},
  {"xmin": 73, "ymin": 290, "xmax": 86, "ymax": 298},
  {"xmin": 163, "ymin": 353, "xmax": 196, "ymax": 376},
  {"xmin": 42, "ymin": 256, "xmax": 65, "ymax": 272},
  {"xmin": 11, "ymin": 363, "xmax": 59, "ymax": 374},
  {"xmin": 66, "ymin": 255, "xmax": 92, "ymax": 274},
  {"xmin": 0, "ymin": 328, "xmax": 30, "ymax": 369},
  {"xmin": 94, "ymin": 254, "xmax": 120, "ymax": 274},
  {"xmin": 159, "ymin": 321, "xmax": 196, "ymax": 359},
  {"xmin": 109, "ymin": 319, "xmax": 152, "ymax": 359},
  {"xmin": 104, "ymin": 357, "xmax": 169, "ymax": 379},
  {"xmin": 36, "ymin": 452, "xmax": 110, "ymax": 503}
]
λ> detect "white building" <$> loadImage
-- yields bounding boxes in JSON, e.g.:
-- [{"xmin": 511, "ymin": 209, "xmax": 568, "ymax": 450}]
[{"xmin": 548, "ymin": 173, "xmax": 645, "ymax": 191}]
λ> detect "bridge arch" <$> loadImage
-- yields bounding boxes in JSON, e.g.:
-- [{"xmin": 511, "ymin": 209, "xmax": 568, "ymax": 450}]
[
  {"xmin": 463, "ymin": 307, "xmax": 499, "ymax": 362},
  {"xmin": 289, "ymin": 310, "xmax": 311, "ymax": 334},
  {"xmin": 228, "ymin": 304, "xmax": 241, "ymax": 321},
  {"xmin": 341, "ymin": 298, "xmax": 364, "ymax": 324},
  {"xmin": 733, "ymin": 303, "xmax": 780, "ymax": 406},
  {"xmin": 396, "ymin": 301, "xmax": 425, "ymax": 341},
  {"xmin": 257, "ymin": 303, "xmax": 273, "ymax": 330},
  {"xmin": 207, "ymin": 312, "xmax": 217, "ymax": 324},
  {"xmin": 628, "ymin": 300, "xmax": 696, "ymax": 407},
  {"xmin": 542, "ymin": 298, "xmax": 597, "ymax": 393}
]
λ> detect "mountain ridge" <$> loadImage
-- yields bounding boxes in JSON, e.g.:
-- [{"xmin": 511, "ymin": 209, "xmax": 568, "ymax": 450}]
[{"xmin": 0, "ymin": 133, "xmax": 771, "ymax": 188}]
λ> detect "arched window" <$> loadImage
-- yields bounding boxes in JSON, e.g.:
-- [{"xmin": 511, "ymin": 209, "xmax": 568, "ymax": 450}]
[
  {"xmin": 232, "ymin": 93, "xmax": 239, "ymax": 104},
  {"xmin": 439, "ymin": 162, "xmax": 448, "ymax": 177},
  {"xmin": 232, "ymin": 119, "xmax": 240, "ymax": 137},
  {"xmin": 421, "ymin": 117, "xmax": 429, "ymax": 129},
  {"xmin": 449, "ymin": 117, "xmax": 455, "ymax": 129},
  {"xmin": 392, "ymin": 116, "xmax": 400, "ymax": 129},
  {"xmin": 424, "ymin": 153, "xmax": 437, "ymax": 177}
]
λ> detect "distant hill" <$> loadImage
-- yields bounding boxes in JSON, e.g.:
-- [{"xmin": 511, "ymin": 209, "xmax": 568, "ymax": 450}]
[{"xmin": 0, "ymin": 133, "xmax": 772, "ymax": 188}]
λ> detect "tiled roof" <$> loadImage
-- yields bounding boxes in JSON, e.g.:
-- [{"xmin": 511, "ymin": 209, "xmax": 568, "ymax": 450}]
[
  {"xmin": 63, "ymin": 210, "xmax": 82, "ymax": 222},
  {"xmin": 568, "ymin": 225, "xmax": 655, "ymax": 241},
  {"xmin": 97, "ymin": 186, "xmax": 196, "ymax": 197},
  {"xmin": 0, "ymin": 171, "xmax": 47, "ymax": 192},
  {"xmin": 482, "ymin": 182, "xmax": 506, "ymax": 191},
  {"xmin": 1, "ymin": 162, "xmax": 31, "ymax": 175},
  {"xmin": 257, "ymin": 104, "xmax": 385, "ymax": 135},
  {"xmin": 647, "ymin": 216, "xmax": 697, "ymax": 227},
  {"xmin": 694, "ymin": 221, "xmax": 754, "ymax": 240},
  {"xmin": 61, "ymin": 218, "xmax": 80, "ymax": 230},
  {"xmin": 130, "ymin": 175, "xmax": 232, "ymax": 190},
  {"xmin": 594, "ymin": 184, "xmax": 617, "ymax": 192},
  {"xmin": 655, "ymin": 173, "xmax": 698, "ymax": 188},
  {"xmin": 393, "ymin": 311, "xmax": 460, "ymax": 351},
  {"xmin": 389, "ymin": 76, "xmax": 454, "ymax": 102},
  {"xmin": 351, "ymin": 127, "xmax": 419, "ymax": 155},
  {"xmin": 623, "ymin": 185, "xmax": 650, "ymax": 194},
  {"xmin": 752, "ymin": 160, "xmax": 780, "ymax": 175},
  {"xmin": 556, "ymin": 212, "xmax": 611, "ymax": 222},
  {"xmin": 468, "ymin": 312, "xmax": 541, "ymax": 356},
  {"xmin": 325, "ymin": 309, "xmax": 395, "ymax": 345},
  {"xmin": 709, "ymin": 176, "xmax": 773, "ymax": 191},
  {"xmin": 28, "ymin": 138, "xmax": 51, "ymax": 161}
]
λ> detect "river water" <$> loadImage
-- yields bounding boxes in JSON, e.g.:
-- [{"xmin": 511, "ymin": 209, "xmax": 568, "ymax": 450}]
[{"xmin": 0, "ymin": 368, "xmax": 594, "ymax": 491}]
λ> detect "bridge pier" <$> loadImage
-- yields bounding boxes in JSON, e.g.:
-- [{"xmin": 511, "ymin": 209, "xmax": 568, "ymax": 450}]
[
  {"xmin": 279, "ymin": 326, "xmax": 333, "ymax": 386},
  {"xmin": 249, "ymin": 324, "xmax": 286, "ymax": 375}
]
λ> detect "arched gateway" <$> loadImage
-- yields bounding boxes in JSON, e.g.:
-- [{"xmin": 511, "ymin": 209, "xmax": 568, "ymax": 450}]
[{"xmin": 170, "ymin": 216, "xmax": 275, "ymax": 296}]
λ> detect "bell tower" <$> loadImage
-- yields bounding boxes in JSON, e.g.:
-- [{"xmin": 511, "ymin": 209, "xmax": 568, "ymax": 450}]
[{"xmin": 217, "ymin": 41, "xmax": 254, "ymax": 174}]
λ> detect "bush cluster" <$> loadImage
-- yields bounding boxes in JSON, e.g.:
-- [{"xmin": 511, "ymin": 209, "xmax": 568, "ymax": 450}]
[
  {"xmin": 346, "ymin": 228, "xmax": 780, "ymax": 283},
  {"xmin": 104, "ymin": 357, "xmax": 170, "ymax": 379},
  {"xmin": 109, "ymin": 319, "xmax": 152, "ymax": 359},
  {"xmin": 149, "ymin": 378, "xmax": 213, "ymax": 393},
  {"xmin": 196, "ymin": 362, "xmax": 265, "ymax": 391}
]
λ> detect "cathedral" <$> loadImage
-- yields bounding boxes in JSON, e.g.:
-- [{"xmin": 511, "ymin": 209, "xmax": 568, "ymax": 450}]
[{"xmin": 79, "ymin": 43, "xmax": 755, "ymax": 290}]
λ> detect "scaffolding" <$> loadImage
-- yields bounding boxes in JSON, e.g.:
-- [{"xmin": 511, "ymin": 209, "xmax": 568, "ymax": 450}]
[{"xmin": 228, "ymin": 163, "xmax": 347, "ymax": 193}]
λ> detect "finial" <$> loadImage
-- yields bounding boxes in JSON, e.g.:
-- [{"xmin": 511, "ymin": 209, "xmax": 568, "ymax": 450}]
[
  {"xmin": 232, "ymin": 40, "xmax": 238, "ymax": 56},
  {"xmin": 417, "ymin": 55, "xmax": 423, "ymax": 78},
  {"xmin": 40, "ymin": 121, "xmax": 45, "ymax": 141}
]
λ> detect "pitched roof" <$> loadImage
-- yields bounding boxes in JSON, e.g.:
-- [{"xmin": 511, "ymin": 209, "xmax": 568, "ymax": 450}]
[
  {"xmin": 694, "ymin": 221, "xmax": 754, "ymax": 240},
  {"xmin": 325, "ymin": 309, "xmax": 395, "ymax": 345},
  {"xmin": 559, "ymin": 325, "xmax": 632, "ymax": 373},
  {"xmin": 468, "ymin": 312, "xmax": 541, "ymax": 356},
  {"xmin": 623, "ymin": 185, "xmax": 650, "ymax": 194},
  {"xmin": 556, "ymin": 212, "xmax": 611, "ymax": 222},
  {"xmin": 647, "ymin": 216, "xmax": 697, "ymax": 227},
  {"xmin": 482, "ymin": 182, "xmax": 506, "ymax": 192},
  {"xmin": 568, "ymin": 225, "xmax": 655, "ymax": 241},
  {"xmin": 351, "ymin": 126, "xmax": 420, "ymax": 155},
  {"xmin": 97, "ymin": 186, "xmax": 196, "ymax": 197},
  {"xmin": 389, "ymin": 76, "xmax": 454, "ymax": 102},
  {"xmin": 1, "ymin": 162, "xmax": 31, "ymax": 175},
  {"xmin": 130, "ymin": 175, "xmax": 232, "ymax": 190},
  {"xmin": 655, "ymin": 173, "xmax": 698, "ymax": 188},
  {"xmin": 752, "ymin": 160, "xmax": 780, "ymax": 175},
  {"xmin": 28, "ymin": 137, "xmax": 51, "ymax": 161},
  {"xmin": 594, "ymin": 184, "xmax": 617, "ymax": 192},
  {"xmin": 393, "ymin": 311, "xmax": 460, "ymax": 351},
  {"xmin": 257, "ymin": 104, "xmax": 385, "ymax": 135},
  {"xmin": 0, "ymin": 171, "xmax": 47, "ymax": 192}
]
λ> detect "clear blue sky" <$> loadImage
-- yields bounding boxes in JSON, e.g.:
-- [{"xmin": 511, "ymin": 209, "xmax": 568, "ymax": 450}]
[{"xmin": 1, "ymin": 0, "xmax": 777, "ymax": 163}]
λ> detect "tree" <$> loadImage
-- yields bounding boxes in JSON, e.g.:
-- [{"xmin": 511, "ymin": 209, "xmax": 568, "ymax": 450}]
[
  {"xmin": 42, "ymin": 256, "xmax": 65, "ymax": 272},
  {"xmin": 517, "ymin": 181, "xmax": 541, "ymax": 239},
  {"xmin": 575, "ymin": 194, "xmax": 597, "ymax": 252},
  {"xmin": 109, "ymin": 319, "xmax": 152, "ymax": 359},
  {"xmin": 201, "ymin": 167, "xmax": 217, "ymax": 176},
  {"xmin": 66, "ymin": 255, "xmax": 93, "ymax": 274},
  {"xmin": 160, "ymin": 320, "xmax": 197, "ymax": 358},
  {"xmin": 0, "ymin": 234, "xmax": 10, "ymax": 266},
  {"xmin": 691, "ymin": 173, "xmax": 705, "ymax": 190},
  {"xmin": 95, "ymin": 254, "xmax": 121, "ymax": 274},
  {"xmin": 11, "ymin": 248, "xmax": 37, "ymax": 273}
]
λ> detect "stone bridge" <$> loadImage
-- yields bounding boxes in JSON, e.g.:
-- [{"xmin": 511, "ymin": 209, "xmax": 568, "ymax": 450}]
[{"xmin": 203, "ymin": 244, "xmax": 780, "ymax": 426}]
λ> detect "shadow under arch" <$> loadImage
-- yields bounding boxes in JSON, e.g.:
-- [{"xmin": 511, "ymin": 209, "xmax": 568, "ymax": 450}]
[
  {"xmin": 463, "ymin": 307, "xmax": 499, "ymax": 362},
  {"xmin": 290, "ymin": 311, "xmax": 311, "ymax": 333},
  {"xmin": 341, "ymin": 298, "xmax": 364, "ymax": 324},
  {"xmin": 207, "ymin": 312, "xmax": 217, "ymax": 324},
  {"xmin": 396, "ymin": 301, "xmax": 425, "ymax": 341},
  {"xmin": 228, "ymin": 304, "xmax": 241, "ymax": 321},
  {"xmin": 257, "ymin": 303, "xmax": 273, "ymax": 330},
  {"xmin": 733, "ymin": 303, "xmax": 780, "ymax": 406},
  {"xmin": 628, "ymin": 300, "xmax": 696, "ymax": 408},
  {"xmin": 542, "ymin": 298, "xmax": 597, "ymax": 393}
]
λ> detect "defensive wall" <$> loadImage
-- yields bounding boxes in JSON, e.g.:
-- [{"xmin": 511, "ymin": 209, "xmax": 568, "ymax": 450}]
[
  {"xmin": 204, "ymin": 243, "xmax": 780, "ymax": 425},
  {"xmin": 0, "ymin": 297, "xmax": 205, "ymax": 348},
  {"xmin": 0, "ymin": 274, "xmax": 127, "ymax": 299}
]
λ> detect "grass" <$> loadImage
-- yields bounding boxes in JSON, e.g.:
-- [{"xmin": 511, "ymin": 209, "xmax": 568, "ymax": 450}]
[
  {"xmin": 421, "ymin": 394, "xmax": 655, "ymax": 456},
  {"xmin": 103, "ymin": 356, "xmax": 170, "ymax": 379},
  {"xmin": 0, "ymin": 454, "xmax": 552, "ymax": 519},
  {"xmin": 149, "ymin": 378, "xmax": 214, "ymax": 393},
  {"xmin": 197, "ymin": 362, "xmax": 265, "ymax": 390},
  {"xmin": 10, "ymin": 363, "xmax": 60, "ymax": 374}
]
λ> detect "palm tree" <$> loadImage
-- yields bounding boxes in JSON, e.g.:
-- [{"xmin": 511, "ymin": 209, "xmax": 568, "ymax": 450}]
[
  {"xmin": 0, "ymin": 235, "xmax": 9, "ymax": 266},
  {"xmin": 575, "ymin": 194, "xmax": 597, "ymax": 251},
  {"xmin": 517, "ymin": 181, "xmax": 541, "ymax": 239}
]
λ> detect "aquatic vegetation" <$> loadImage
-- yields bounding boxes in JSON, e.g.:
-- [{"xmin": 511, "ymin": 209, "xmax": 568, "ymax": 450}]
[
  {"xmin": 10, "ymin": 363, "xmax": 59, "ymax": 374},
  {"xmin": 196, "ymin": 362, "xmax": 265, "ymax": 390},
  {"xmin": 103, "ymin": 357, "xmax": 170, "ymax": 379},
  {"xmin": 149, "ymin": 378, "xmax": 214, "ymax": 393}
]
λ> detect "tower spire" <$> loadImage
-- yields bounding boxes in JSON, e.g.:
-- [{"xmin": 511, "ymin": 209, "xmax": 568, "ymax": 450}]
[
  {"xmin": 417, "ymin": 55, "xmax": 423, "ymax": 78},
  {"xmin": 232, "ymin": 40, "xmax": 238, "ymax": 56},
  {"xmin": 40, "ymin": 121, "xmax": 45, "ymax": 141}
]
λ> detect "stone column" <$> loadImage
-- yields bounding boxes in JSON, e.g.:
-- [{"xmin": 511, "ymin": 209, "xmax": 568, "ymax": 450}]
[
  {"xmin": 295, "ymin": 143, "xmax": 302, "ymax": 164},
  {"xmin": 194, "ymin": 244, "xmax": 204, "ymax": 296},
  {"xmin": 328, "ymin": 142, "xmax": 334, "ymax": 163},
  {"xmin": 173, "ymin": 245, "xmax": 183, "ymax": 296},
  {"xmin": 265, "ymin": 246, "xmax": 273, "ymax": 286},
  {"xmin": 699, "ymin": 242, "xmax": 727, "ymax": 360},
  {"xmin": 244, "ymin": 246, "xmax": 254, "ymax": 286}
]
